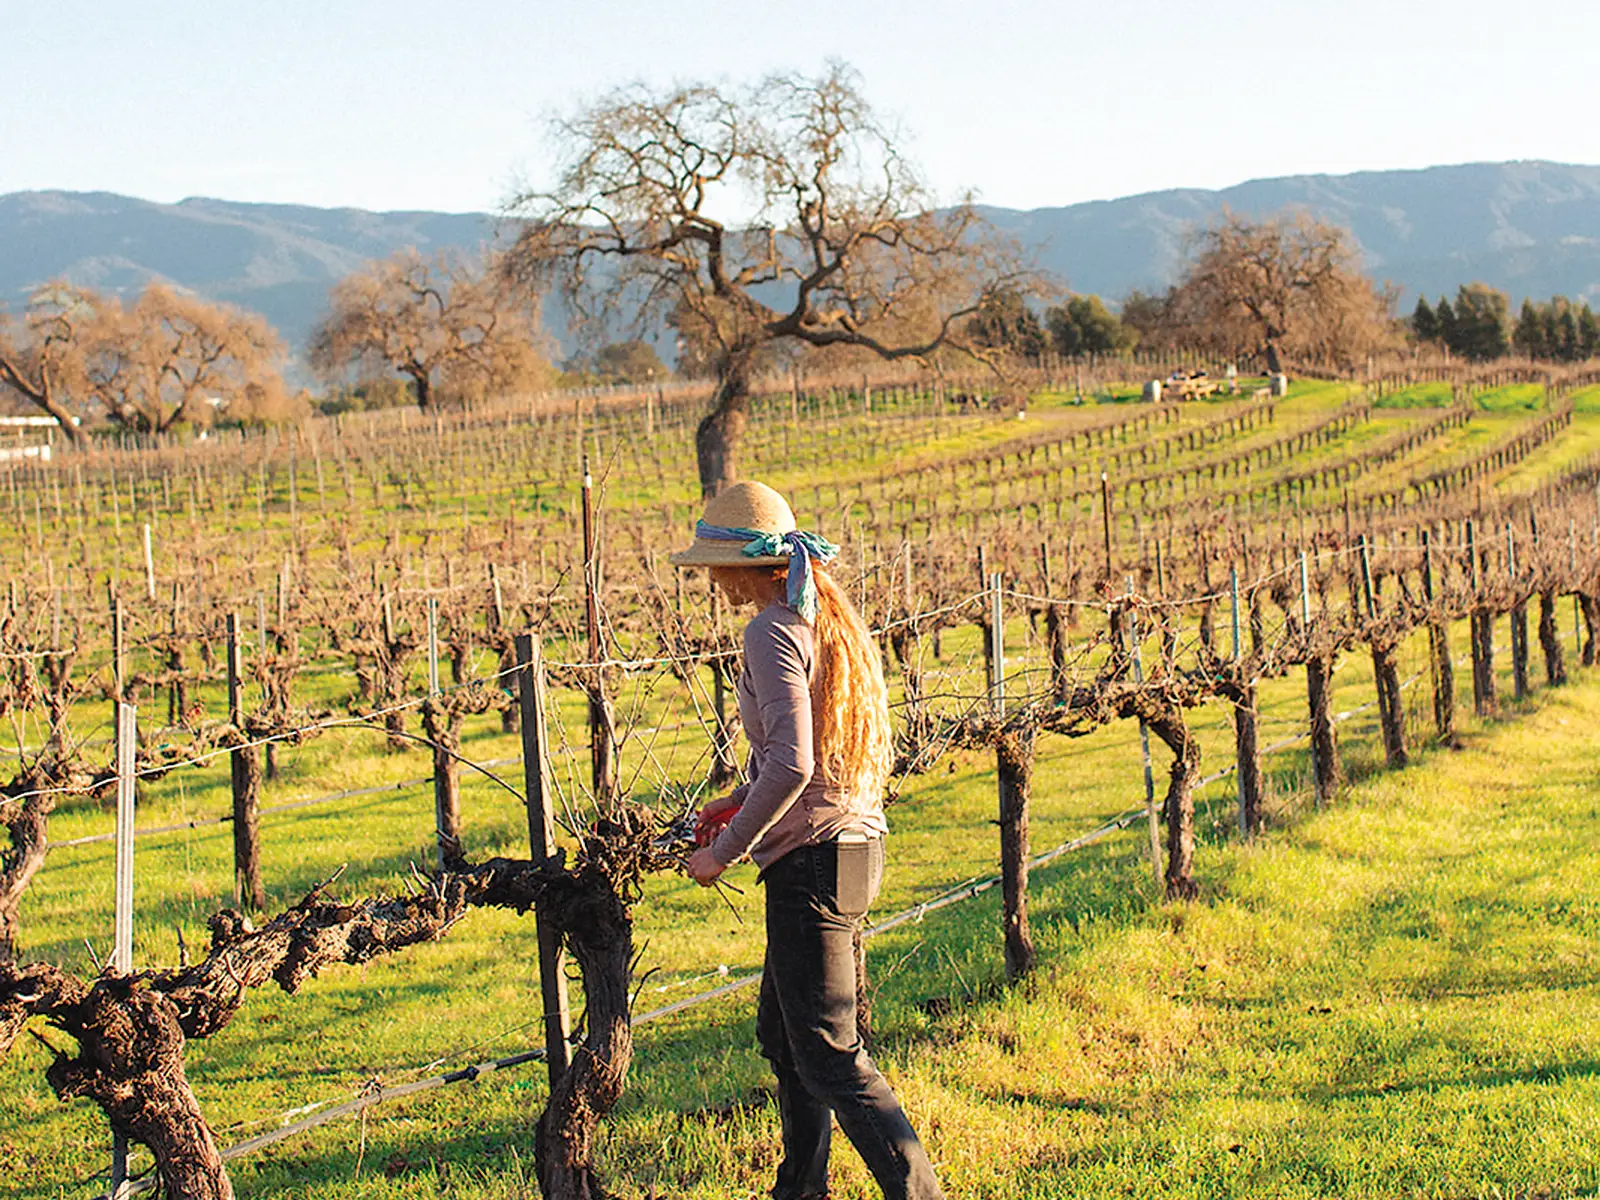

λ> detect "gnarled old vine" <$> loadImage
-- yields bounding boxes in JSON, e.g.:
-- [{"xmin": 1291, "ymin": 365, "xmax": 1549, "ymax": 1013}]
[{"xmin": 0, "ymin": 807, "xmax": 676, "ymax": 1200}]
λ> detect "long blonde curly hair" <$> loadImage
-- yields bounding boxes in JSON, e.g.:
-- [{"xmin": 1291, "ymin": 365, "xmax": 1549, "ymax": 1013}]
[
  {"xmin": 808, "ymin": 568, "xmax": 894, "ymax": 809},
  {"xmin": 712, "ymin": 564, "xmax": 893, "ymax": 808}
]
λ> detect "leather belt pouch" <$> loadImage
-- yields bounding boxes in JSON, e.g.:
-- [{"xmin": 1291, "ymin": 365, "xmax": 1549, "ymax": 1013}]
[{"xmin": 835, "ymin": 831, "xmax": 873, "ymax": 915}]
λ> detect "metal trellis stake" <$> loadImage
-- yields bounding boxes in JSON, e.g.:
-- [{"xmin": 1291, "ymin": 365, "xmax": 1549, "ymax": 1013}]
[
  {"xmin": 1229, "ymin": 565, "xmax": 1241, "ymax": 662},
  {"xmin": 989, "ymin": 571, "xmax": 1005, "ymax": 717},
  {"xmin": 111, "ymin": 592, "xmax": 124, "ymax": 701},
  {"xmin": 426, "ymin": 597, "xmax": 440, "ymax": 696},
  {"xmin": 1358, "ymin": 534, "xmax": 1376, "ymax": 617},
  {"xmin": 1100, "ymin": 471, "xmax": 1113, "ymax": 581},
  {"xmin": 514, "ymin": 632, "xmax": 572, "ymax": 1087},
  {"xmin": 580, "ymin": 457, "xmax": 616, "ymax": 800}
]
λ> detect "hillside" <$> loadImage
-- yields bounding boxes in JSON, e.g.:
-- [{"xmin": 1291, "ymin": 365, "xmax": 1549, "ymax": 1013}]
[
  {"xmin": 0, "ymin": 190, "xmax": 501, "ymax": 352},
  {"xmin": 984, "ymin": 159, "xmax": 1600, "ymax": 306},
  {"xmin": 3, "ymin": 160, "xmax": 1599, "ymax": 355}
]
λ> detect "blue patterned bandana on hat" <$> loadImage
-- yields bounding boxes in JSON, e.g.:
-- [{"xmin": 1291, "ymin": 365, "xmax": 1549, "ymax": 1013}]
[{"xmin": 692, "ymin": 521, "xmax": 840, "ymax": 622}]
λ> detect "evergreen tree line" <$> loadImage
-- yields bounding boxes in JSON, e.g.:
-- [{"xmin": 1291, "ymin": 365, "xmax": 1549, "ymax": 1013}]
[
  {"xmin": 1413, "ymin": 285, "xmax": 1600, "ymax": 363},
  {"xmin": 968, "ymin": 288, "xmax": 1136, "ymax": 360}
]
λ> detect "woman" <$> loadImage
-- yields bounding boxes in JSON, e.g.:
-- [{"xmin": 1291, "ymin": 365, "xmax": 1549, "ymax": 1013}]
[{"xmin": 675, "ymin": 480, "xmax": 945, "ymax": 1200}]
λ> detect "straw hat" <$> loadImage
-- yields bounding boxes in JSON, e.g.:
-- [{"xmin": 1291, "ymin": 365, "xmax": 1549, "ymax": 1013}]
[{"xmin": 669, "ymin": 481, "xmax": 797, "ymax": 566}]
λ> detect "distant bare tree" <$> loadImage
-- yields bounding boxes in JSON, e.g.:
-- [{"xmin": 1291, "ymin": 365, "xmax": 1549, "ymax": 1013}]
[
  {"xmin": 75, "ymin": 284, "xmax": 290, "ymax": 433},
  {"xmin": 2, "ymin": 283, "xmax": 290, "ymax": 438},
  {"xmin": 1168, "ymin": 210, "xmax": 1395, "ymax": 375},
  {"xmin": 0, "ymin": 284, "xmax": 97, "ymax": 445},
  {"xmin": 310, "ymin": 250, "xmax": 550, "ymax": 411},
  {"xmin": 503, "ymin": 62, "xmax": 1031, "ymax": 496}
]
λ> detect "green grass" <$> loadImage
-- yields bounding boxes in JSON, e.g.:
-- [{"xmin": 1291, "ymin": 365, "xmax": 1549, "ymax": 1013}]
[
  {"xmin": 5, "ymin": 377, "xmax": 1600, "ymax": 1197},
  {"xmin": 7, "ymin": 610, "xmax": 1599, "ymax": 1198},
  {"xmin": 1474, "ymin": 383, "xmax": 1549, "ymax": 413},
  {"xmin": 1568, "ymin": 385, "xmax": 1600, "ymax": 414},
  {"xmin": 1492, "ymin": 412, "xmax": 1600, "ymax": 495},
  {"xmin": 1373, "ymin": 382, "xmax": 1455, "ymax": 409}
]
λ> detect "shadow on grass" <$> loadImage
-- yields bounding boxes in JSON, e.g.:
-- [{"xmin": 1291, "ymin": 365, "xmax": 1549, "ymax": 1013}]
[
  {"xmin": 1316, "ymin": 1059, "xmax": 1600, "ymax": 1103},
  {"xmin": 21, "ymin": 803, "xmax": 531, "ymax": 971},
  {"xmin": 38, "ymin": 674, "xmax": 1600, "ymax": 1195}
]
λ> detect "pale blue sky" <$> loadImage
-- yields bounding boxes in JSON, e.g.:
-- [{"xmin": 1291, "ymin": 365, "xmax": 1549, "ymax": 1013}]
[{"xmin": 7, "ymin": 0, "xmax": 1597, "ymax": 214}]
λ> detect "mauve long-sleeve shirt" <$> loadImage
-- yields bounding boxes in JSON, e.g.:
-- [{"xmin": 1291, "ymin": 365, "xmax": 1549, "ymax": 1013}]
[{"xmin": 709, "ymin": 603, "xmax": 888, "ymax": 872}]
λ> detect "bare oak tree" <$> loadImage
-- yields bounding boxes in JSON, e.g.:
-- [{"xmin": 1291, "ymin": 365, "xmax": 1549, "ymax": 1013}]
[
  {"xmin": 504, "ymin": 63, "xmax": 1028, "ymax": 496},
  {"xmin": 0, "ymin": 284, "xmax": 99, "ymax": 446},
  {"xmin": 1168, "ymin": 210, "xmax": 1395, "ymax": 375},
  {"xmin": 309, "ymin": 249, "xmax": 550, "ymax": 411},
  {"xmin": 2, "ymin": 283, "xmax": 291, "ymax": 438},
  {"xmin": 77, "ymin": 285, "xmax": 290, "ymax": 433}
]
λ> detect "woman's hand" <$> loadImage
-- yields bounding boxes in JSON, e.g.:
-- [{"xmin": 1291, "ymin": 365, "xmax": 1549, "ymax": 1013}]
[
  {"xmin": 686, "ymin": 846, "xmax": 726, "ymax": 887},
  {"xmin": 694, "ymin": 795, "xmax": 742, "ymax": 847}
]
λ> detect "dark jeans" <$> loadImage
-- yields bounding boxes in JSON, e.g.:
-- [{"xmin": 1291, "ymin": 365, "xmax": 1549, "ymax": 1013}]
[{"xmin": 758, "ymin": 837, "xmax": 945, "ymax": 1200}]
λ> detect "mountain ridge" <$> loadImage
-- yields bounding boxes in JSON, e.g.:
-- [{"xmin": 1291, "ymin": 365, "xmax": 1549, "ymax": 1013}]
[{"xmin": 4, "ymin": 160, "xmax": 1599, "ymax": 356}]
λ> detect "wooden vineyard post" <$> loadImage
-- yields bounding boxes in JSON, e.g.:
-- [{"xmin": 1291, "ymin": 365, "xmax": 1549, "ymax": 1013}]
[
  {"xmin": 989, "ymin": 572, "xmax": 1035, "ymax": 981},
  {"xmin": 1303, "ymin": 552, "xmax": 1342, "ymax": 807},
  {"xmin": 141, "ymin": 522, "xmax": 155, "ymax": 602},
  {"xmin": 111, "ymin": 591, "xmax": 124, "ymax": 702},
  {"xmin": 226, "ymin": 613, "xmax": 265, "ymax": 911},
  {"xmin": 1041, "ymin": 540, "xmax": 1069, "ymax": 703},
  {"xmin": 1588, "ymin": 495, "xmax": 1600, "ymax": 666},
  {"xmin": 276, "ymin": 560, "xmax": 290, "ymax": 630},
  {"xmin": 1507, "ymin": 523, "xmax": 1529, "ymax": 701},
  {"xmin": 422, "ymin": 596, "xmax": 462, "ymax": 869},
  {"xmin": 1421, "ymin": 530, "xmax": 1456, "ymax": 745},
  {"xmin": 110, "ymin": 700, "xmax": 137, "ymax": 1200},
  {"xmin": 491, "ymin": 564, "xmax": 506, "ymax": 634},
  {"xmin": 263, "ymin": 576, "xmax": 284, "ymax": 782},
  {"xmin": 995, "ymin": 722, "xmax": 1036, "ymax": 984},
  {"xmin": 1533, "ymin": 512, "xmax": 1566, "ymax": 688},
  {"xmin": 515, "ymin": 632, "xmax": 573, "ymax": 1086},
  {"xmin": 1468, "ymin": 519, "xmax": 1496, "ymax": 715},
  {"xmin": 376, "ymin": 584, "xmax": 411, "ymax": 749},
  {"xmin": 966, "ymin": 543, "xmax": 989, "ymax": 677},
  {"xmin": 1156, "ymin": 540, "xmax": 1176, "ymax": 663},
  {"xmin": 166, "ymin": 582, "xmax": 185, "ymax": 729},
  {"xmin": 1571, "ymin": 521, "xmax": 1585, "ymax": 668},
  {"xmin": 1128, "ymin": 583, "xmax": 1163, "ymax": 893},
  {"xmin": 580, "ymin": 458, "xmax": 618, "ymax": 802},
  {"xmin": 1362, "ymin": 534, "xmax": 1408, "ymax": 769}
]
